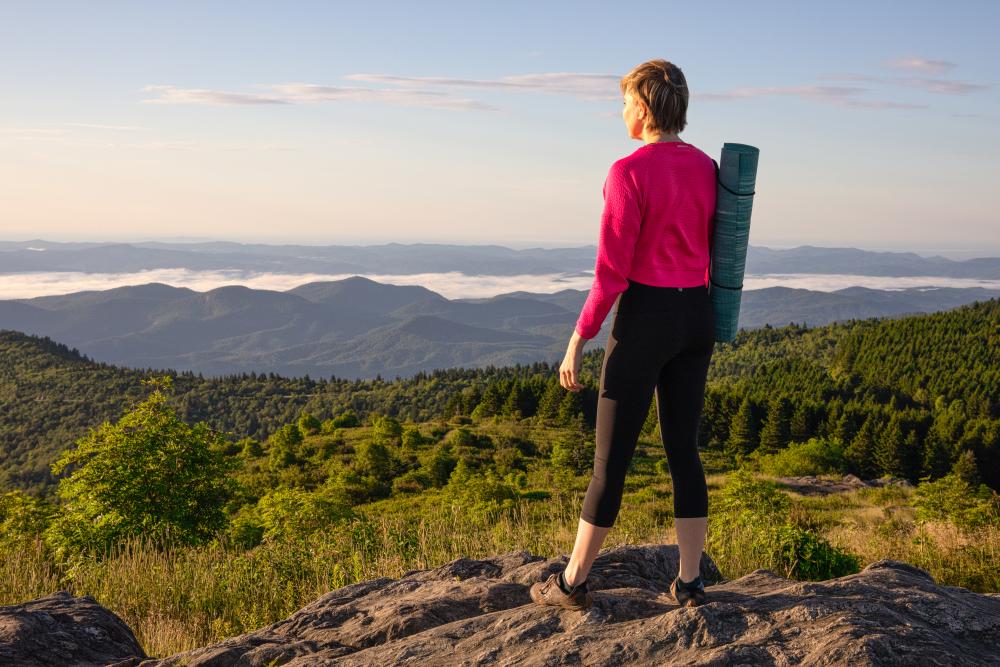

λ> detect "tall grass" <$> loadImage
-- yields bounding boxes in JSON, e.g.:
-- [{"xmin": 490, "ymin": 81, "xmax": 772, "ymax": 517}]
[{"xmin": 2, "ymin": 476, "xmax": 997, "ymax": 659}]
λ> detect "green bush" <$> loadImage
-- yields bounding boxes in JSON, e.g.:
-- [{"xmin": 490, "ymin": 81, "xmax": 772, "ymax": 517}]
[
  {"xmin": 255, "ymin": 487, "xmax": 353, "ymax": 542},
  {"xmin": 43, "ymin": 378, "xmax": 238, "ymax": 560},
  {"xmin": 755, "ymin": 437, "xmax": 847, "ymax": 477},
  {"xmin": 0, "ymin": 490, "xmax": 56, "ymax": 544},
  {"xmin": 550, "ymin": 431, "xmax": 594, "ymax": 475},
  {"xmin": 392, "ymin": 469, "xmax": 432, "ymax": 495},
  {"xmin": 370, "ymin": 414, "xmax": 403, "ymax": 446},
  {"xmin": 330, "ymin": 410, "xmax": 360, "ymax": 429},
  {"xmin": 443, "ymin": 460, "xmax": 519, "ymax": 519},
  {"xmin": 708, "ymin": 469, "xmax": 859, "ymax": 580},
  {"xmin": 420, "ymin": 443, "xmax": 457, "ymax": 488},
  {"xmin": 773, "ymin": 524, "xmax": 861, "ymax": 580},
  {"xmin": 297, "ymin": 412, "xmax": 322, "ymax": 436},
  {"xmin": 913, "ymin": 473, "xmax": 1000, "ymax": 530}
]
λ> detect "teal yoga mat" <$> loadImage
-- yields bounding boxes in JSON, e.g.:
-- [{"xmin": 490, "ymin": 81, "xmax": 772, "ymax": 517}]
[{"xmin": 710, "ymin": 143, "xmax": 760, "ymax": 342}]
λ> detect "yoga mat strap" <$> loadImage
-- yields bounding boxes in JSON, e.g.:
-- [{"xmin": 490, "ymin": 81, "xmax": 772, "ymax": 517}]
[
  {"xmin": 713, "ymin": 159, "xmax": 755, "ymax": 197},
  {"xmin": 711, "ymin": 277, "xmax": 743, "ymax": 291}
]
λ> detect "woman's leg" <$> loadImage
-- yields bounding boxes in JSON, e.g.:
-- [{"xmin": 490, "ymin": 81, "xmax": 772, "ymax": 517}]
[
  {"xmin": 565, "ymin": 324, "xmax": 661, "ymax": 586},
  {"xmin": 674, "ymin": 517, "xmax": 708, "ymax": 582},
  {"xmin": 563, "ymin": 518, "xmax": 611, "ymax": 587},
  {"xmin": 655, "ymin": 342, "xmax": 713, "ymax": 583}
]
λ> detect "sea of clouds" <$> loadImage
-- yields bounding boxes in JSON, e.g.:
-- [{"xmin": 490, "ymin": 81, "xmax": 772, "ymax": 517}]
[{"xmin": 2, "ymin": 269, "xmax": 1000, "ymax": 301}]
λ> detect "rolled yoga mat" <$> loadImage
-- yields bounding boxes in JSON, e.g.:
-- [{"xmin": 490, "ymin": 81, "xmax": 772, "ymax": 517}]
[{"xmin": 709, "ymin": 142, "xmax": 760, "ymax": 342}]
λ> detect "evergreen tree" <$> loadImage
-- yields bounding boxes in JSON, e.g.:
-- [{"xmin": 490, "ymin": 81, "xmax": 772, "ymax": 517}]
[
  {"xmin": 846, "ymin": 414, "xmax": 880, "ymax": 479},
  {"xmin": 951, "ymin": 449, "xmax": 981, "ymax": 486},
  {"xmin": 922, "ymin": 430, "xmax": 953, "ymax": 480},
  {"xmin": 759, "ymin": 397, "xmax": 793, "ymax": 453},
  {"xmin": 874, "ymin": 415, "xmax": 906, "ymax": 477},
  {"xmin": 477, "ymin": 384, "xmax": 504, "ymax": 418},
  {"xmin": 726, "ymin": 397, "xmax": 756, "ymax": 459},
  {"xmin": 833, "ymin": 412, "xmax": 857, "ymax": 447},
  {"xmin": 901, "ymin": 429, "xmax": 922, "ymax": 482},
  {"xmin": 700, "ymin": 390, "xmax": 725, "ymax": 449},
  {"xmin": 557, "ymin": 389, "xmax": 585, "ymax": 426},
  {"xmin": 502, "ymin": 381, "xmax": 531, "ymax": 420},
  {"xmin": 536, "ymin": 381, "xmax": 563, "ymax": 422}
]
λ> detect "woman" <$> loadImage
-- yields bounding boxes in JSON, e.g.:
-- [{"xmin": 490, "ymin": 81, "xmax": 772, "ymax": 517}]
[{"xmin": 530, "ymin": 59, "xmax": 717, "ymax": 610}]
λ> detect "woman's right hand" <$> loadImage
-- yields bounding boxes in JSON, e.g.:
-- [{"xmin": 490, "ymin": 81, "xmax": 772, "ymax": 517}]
[{"xmin": 560, "ymin": 335, "xmax": 585, "ymax": 392}]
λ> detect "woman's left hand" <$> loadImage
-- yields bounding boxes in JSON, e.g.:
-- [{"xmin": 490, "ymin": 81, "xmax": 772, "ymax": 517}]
[{"xmin": 560, "ymin": 336, "xmax": 585, "ymax": 392}]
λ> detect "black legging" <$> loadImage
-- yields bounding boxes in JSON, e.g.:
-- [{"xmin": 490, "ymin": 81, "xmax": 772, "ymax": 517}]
[{"xmin": 580, "ymin": 278, "xmax": 715, "ymax": 528}]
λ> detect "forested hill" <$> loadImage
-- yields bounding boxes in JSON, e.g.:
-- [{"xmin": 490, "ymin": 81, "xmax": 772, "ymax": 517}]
[{"xmin": 1, "ymin": 297, "xmax": 998, "ymax": 498}]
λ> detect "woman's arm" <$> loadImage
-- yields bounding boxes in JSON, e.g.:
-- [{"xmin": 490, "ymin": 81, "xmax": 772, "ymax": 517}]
[{"xmin": 574, "ymin": 161, "xmax": 643, "ymax": 340}]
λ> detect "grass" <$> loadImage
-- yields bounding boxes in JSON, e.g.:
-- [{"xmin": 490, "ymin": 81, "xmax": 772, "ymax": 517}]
[{"xmin": 3, "ymin": 468, "xmax": 998, "ymax": 659}]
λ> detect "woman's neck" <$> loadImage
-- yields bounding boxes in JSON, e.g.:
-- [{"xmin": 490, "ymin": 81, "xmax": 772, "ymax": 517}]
[{"xmin": 641, "ymin": 128, "xmax": 682, "ymax": 144}]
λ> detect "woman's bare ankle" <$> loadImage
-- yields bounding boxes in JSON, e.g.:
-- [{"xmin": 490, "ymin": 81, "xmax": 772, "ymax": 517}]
[{"xmin": 563, "ymin": 565, "xmax": 585, "ymax": 588}]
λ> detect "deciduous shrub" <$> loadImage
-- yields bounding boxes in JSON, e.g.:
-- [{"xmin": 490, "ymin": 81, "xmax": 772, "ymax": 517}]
[
  {"xmin": 754, "ymin": 437, "xmax": 847, "ymax": 477},
  {"xmin": 708, "ymin": 469, "xmax": 859, "ymax": 580}
]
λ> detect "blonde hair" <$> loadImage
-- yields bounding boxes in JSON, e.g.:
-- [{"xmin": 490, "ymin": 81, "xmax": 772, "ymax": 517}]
[{"xmin": 620, "ymin": 59, "xmax": 689, "ymax": 135}]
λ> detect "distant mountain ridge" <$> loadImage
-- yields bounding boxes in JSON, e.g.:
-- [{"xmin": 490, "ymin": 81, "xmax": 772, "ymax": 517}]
[
  {"xmin": 1, "ymin": 275, "xmax": 997, "ymax": 379},
  {"xmin": 2, "ymin": 240, "xmax": 999, "ymax": 278}
]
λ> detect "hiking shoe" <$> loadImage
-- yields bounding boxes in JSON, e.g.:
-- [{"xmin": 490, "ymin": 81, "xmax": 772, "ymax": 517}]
[
  {"xmin": 671, "ymin": 575, "xmax": 706, "ymax": 607},
  {"xmin": 529, "ymin": 572, "xmax": 593, "ymax": 610}
]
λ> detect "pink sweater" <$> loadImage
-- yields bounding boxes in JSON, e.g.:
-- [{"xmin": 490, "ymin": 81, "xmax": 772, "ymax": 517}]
[{"xmin": 574, "ymin": 140, "xmax": 717, "ymax": 340}]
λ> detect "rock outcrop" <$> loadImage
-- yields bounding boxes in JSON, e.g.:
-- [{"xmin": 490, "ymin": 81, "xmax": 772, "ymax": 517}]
[
  {"xmin": 775, "ymin": 474, "xmax": 914, "ymax": 496},
  {"xmin": 0, "ymin": 590, "xmax": 147, "ymax": 666},
  {"xmin": 3, "ymin": 544, "xmax": 999, "ymax": 666}
]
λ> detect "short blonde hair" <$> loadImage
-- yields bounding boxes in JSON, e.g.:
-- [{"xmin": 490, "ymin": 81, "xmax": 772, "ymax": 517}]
[{"xmin": 620, "ymin": 59, "xmax": 688, "ymax": 135}]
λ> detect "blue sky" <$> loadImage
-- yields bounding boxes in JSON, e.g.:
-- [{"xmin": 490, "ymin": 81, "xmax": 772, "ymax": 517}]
[{"xmin": 1, "ymin": 1, "xmax": 997, "ymax": 254}]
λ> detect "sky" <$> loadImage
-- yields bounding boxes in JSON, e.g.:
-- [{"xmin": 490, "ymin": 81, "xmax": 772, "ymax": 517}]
[{"xmin": 1, "ymin": 1, "xmax": 998, "ymax": 255}]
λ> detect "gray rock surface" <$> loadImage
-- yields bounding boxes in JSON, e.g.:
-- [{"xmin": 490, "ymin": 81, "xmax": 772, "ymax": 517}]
[
  {"xmin": 776, "ymin": 474, "xmax": 914, "ymax": 496},
  {"xmin": 4, "ymin": 544, "xmax": 999, "ymax": 666},
  {"xmin": 137, "ymin": 543, "xmax": 999, "ymax": 666},
  {"xmin": 0, "ymin": 589, "xmax": 147, "ymax": 667}
]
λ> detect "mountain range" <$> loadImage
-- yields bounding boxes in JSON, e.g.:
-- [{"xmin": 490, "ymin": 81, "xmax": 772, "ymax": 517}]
[
  {"xmin": 2, "ymin": 275, "xmax": 997, "ymax": 379},
  {"xmin": 2, "ymin": 240, "xmax": 1000, "ymax": 278}
]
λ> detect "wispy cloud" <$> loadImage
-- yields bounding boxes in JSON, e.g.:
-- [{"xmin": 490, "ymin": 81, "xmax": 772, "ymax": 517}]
[
  {"xmin": 141, "ymin": 85, "xmax": 289, "ymax": 106},
  {"xmin": 694, "ymin": 84, "xmax": 926, "ymax": 109},
  {"xmin": 141, "ymin": 83, "xmax": 498, "ymax": 111},
  {"xmin": 818, "ymin": 56, "xmax": 991, "ymax": 96},
  {"xmin": 344, "ymin": 72, "xmax": 620, "ymax": 101},
  {"xmin": 883, "ymin": 56, "xmax": 957, "ymax": 75},
  {"xmin": 268, "ymin": 83, "xmax": 497, "ymax": 110},
  {"xmin": 820, "ymin": 73, "xmax": 990, "ymax": 95},
  {"xmin": 347, "ymin": 73, "xmax": 926, "ymax": 109},
  {"xmin": 61, "ymin": 122, "xmax": 148, "ymax": 131},
  {"xmin": 139, "ymin": 67, "xmax": 942, "ymax": 114}
]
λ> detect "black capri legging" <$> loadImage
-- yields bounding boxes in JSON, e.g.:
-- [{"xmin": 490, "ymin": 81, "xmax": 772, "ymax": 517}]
[{"xmin": 580, "ymin": 278, "xmax": 715, "ymax": 528}]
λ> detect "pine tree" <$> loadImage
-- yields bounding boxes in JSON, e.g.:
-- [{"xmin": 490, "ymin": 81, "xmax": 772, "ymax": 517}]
[
  {"xmin": 502, "ymin": 381, "xmax": 531, "ymax": 420},
  {"xmin": 726, "ymin": 397, "xmax": 756, "ymax": 459},
  {"xmin": 759, "ymin": 397, "xmax": 793, "ymax": 454},
  {"xmin": 874, "ymin": 415, "xmax": 905, "ymax": 477},
  {"xmin": 833, "ymin": 412, "xmax": 857, "ymax": 447},
  {"xmin": 537, "ymin": 381, "xmax": 563, "ymax": 422},
  {"xmin": 951, "ymin": 449, "xmax": 981, "ymax": 486},
  {"xmin": 558, "ymin": 389, "xmax": 585, "ymax": 427},
  {"xmin": 846, "ymin": 414, "xmax": 880, "ymax": 479},
  {"xmin": 901, "ymin": 429, "xmax": 922, "ymax": 483},
  {"xmin": 921, "ymin": 430, "xmax": 952, "ymax": 480},
  {"xmin": 790, "ymin": 402, "xmax": 811, "ymax": 443},
  {"xmin": 477, "ymin": 384, "xmax": 504, "ymax": 418}
]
